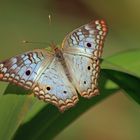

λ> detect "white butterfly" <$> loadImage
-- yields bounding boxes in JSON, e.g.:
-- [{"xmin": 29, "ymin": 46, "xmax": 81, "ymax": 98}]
[{"xmin": 0, "ymin": 20, "xmax": 107, "ymax": 112}]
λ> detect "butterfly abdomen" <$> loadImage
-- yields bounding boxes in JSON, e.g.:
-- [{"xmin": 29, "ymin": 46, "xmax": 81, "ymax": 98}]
[{"xmin": 55, "ymin": 48, "xmax": 73, "ymax": 82}]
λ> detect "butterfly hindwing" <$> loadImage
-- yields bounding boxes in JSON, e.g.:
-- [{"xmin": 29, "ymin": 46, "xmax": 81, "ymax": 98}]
[
  {"xmin": 62, "ymin": 20, "xmax": 107, "ymax": 98},
  {"xmin": 63, "ymin": 53, "xmax": 100, "ymax": 98},
  {"xmin": 33, "ymin": 57, "xmax": 78, "ymax": 112}
]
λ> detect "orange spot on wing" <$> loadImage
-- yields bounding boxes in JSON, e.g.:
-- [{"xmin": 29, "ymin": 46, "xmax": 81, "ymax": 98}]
[
  {"xmin": 103, "ymin": 27, "xmax": 107, "ymax": 32},
  {"xmin": 100, "ymin": 20, "xmax": 108, "ymax": 33},
  {"xmin": 0, "ymin": 74, "xmax": 4, "ymax": 79},
  {"xmin": 100, "ymin": 20, "xmax": 105, "ymax": 24}
]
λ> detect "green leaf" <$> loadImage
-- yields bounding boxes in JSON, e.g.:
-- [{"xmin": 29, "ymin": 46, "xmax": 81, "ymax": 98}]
[
  {"xmin": 104, "ymin": 49, "xmax": 140, "ymax": 76},
  {"xmin": 102, "ymin": 69, "xmax": 140, "ymax": 104},
  {"xmin": 0, "ymin": 95, "xmax": 35, "ymax": 140},
  {"xmin": 4, "ymin": 84, "xmax": 29, "ymax": 95},
  {"xmin": 102, "ymin": 49, "xmax": 140, "ymax": 104}
]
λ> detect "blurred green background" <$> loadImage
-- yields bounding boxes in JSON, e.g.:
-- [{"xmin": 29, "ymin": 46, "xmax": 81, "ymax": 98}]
[{"xmin": 0, "ymin": 0, "xmax": 140, "ymax": 140}]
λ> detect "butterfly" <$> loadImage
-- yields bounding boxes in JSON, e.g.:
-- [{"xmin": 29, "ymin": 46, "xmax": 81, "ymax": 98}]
[{"xmin": 0, "ymin": 20, "xmax": 107, "ymax": 112}]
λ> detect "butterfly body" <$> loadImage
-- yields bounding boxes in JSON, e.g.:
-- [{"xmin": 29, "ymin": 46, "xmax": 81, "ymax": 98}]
[{"xmin": 0, "ymin": 20, "xmax": 107, "ymax": 112}]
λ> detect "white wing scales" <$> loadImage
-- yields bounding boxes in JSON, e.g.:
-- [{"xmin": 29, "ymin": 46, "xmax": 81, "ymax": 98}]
[
  {"xmin": 0, "ymin": 49, "xmax": 49, "ymax": 89},
  {"xmin": 33, "ymin": 58, "xmax": 78, "ymax": 112},
  {"xmin": 63, "ymin": 53, "xmax": 99, "ymax": 98}
]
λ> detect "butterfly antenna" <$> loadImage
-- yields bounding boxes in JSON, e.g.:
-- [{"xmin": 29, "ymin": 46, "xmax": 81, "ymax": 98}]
[
  {"xmin": 22, "ymin": 40, "xmax": 50, "ymax": 46},
  {"xmin": 21, "ymin": 14, "xmax": 53, "ymax": 48},
  {"xmin": 48, "ymin": 14, "xmax": 58, "ymax": 52}
]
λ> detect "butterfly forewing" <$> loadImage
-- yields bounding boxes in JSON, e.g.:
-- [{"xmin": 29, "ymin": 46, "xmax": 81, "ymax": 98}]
[
  {"xmin": 62, "ymin": 20, "xmax": 107, "ymax": 98},
  {"xmin": 0, "ymin": 49, "xmax": 51, "ymax": 89}
]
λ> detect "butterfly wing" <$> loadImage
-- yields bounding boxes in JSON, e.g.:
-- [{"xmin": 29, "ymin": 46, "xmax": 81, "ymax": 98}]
[
  {"xmin": 33, "ymin": 57, "xmax": 78, "ymax": 112},
  {"xmin": 0, "ymin": 49, "xmax": 49, "ymax": 89},
  {"xmin": 62, "ymin": 20, "xmax": 107, "ymax": 98},
  {"xmin": 0, "ymin": 49, "xmax": 78, "ymax": 111}
]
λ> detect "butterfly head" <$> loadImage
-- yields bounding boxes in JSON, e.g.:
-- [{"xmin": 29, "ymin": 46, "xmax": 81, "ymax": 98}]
[
  {"xmin": 50, "ymin": 42, "xmax": 58, "ymax": 51},
  {"xmin": 50, "ymin": 42, "xmax": 63, "ymax": 58}
]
